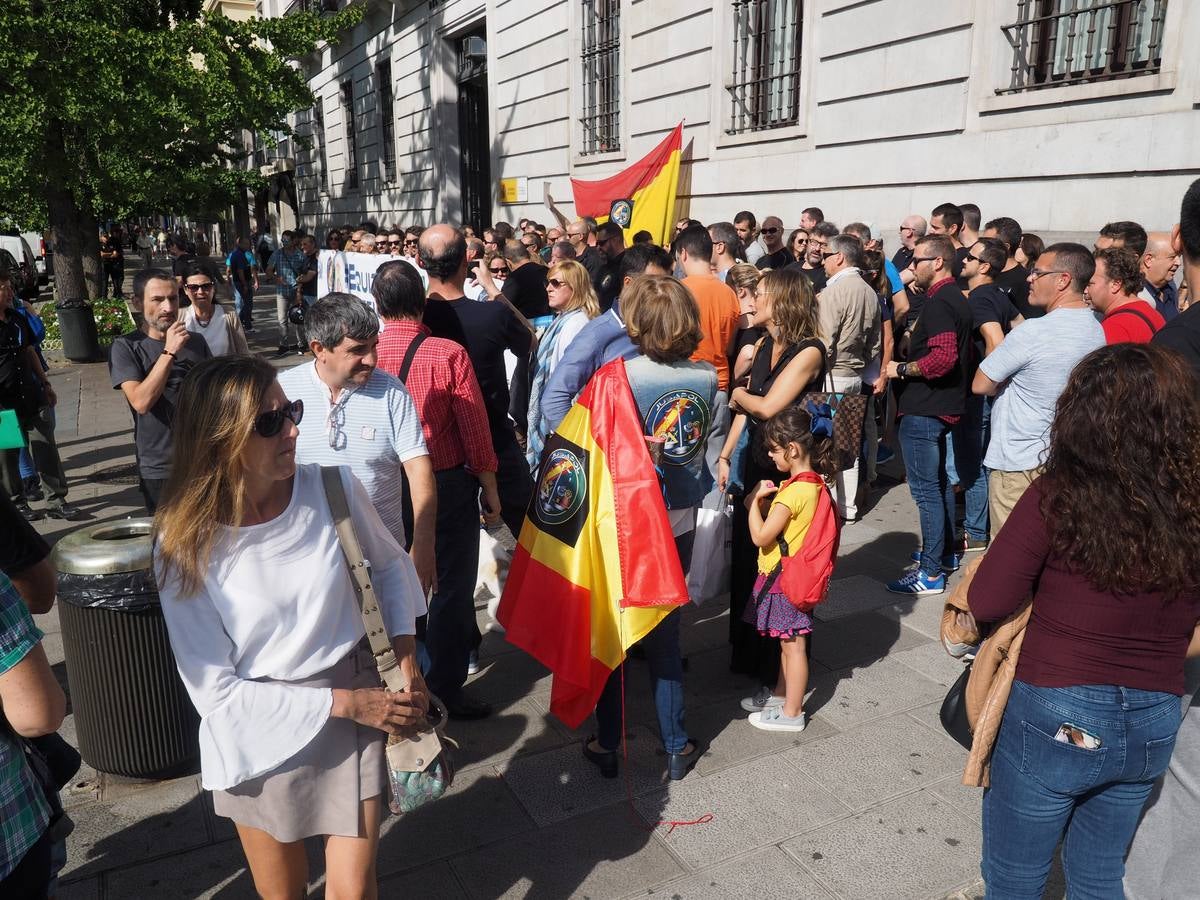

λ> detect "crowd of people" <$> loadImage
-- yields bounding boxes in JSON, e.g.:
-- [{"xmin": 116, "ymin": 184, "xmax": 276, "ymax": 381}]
[{"xmin": 4, "ymin": 177, "xmax": 1200, "ymax": 897}]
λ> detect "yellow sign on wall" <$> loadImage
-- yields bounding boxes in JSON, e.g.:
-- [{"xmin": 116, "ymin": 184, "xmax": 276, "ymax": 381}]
[{"xmin": 499, "ymin": 177, "xmax": 529, "ymax": 204}]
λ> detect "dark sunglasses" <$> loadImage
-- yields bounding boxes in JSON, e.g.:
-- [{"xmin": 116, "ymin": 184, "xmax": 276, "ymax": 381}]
[
  {"xmin": 404, "ymin": 239, "xmax": 418, "ymax": 246},
  {"xmin": 761, "ymin": 227, "xmax": 780, "ymax": 235},
  {"xmin": 253, "ymin": 399, "xmax": 304, "ymax": 438},
  {"xmin": 387, "ymin": 240, "xmax": 402, "ymax": 246},
  {"xmin": 910, "ymin": 256, "xmax": 940, "ymax": 265},
  {"xmin": 489, "ymin": 266, "xmax": 509, "ymax": 275},
  {"xmin": 547, "ymin": 278, "xmax": 567, "ymax": 288},
  {"xmin": 820, "ymin": 250, "xmax": 839, "ymax": 260},
  {"xmin": 185, "ymin": 281, "xmax": 215, "ymax": 291}
]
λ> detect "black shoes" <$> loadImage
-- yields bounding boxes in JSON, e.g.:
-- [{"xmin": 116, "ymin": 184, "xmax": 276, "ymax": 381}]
[
  {"xmin": 582, "ymin": 736, "xmax": 618, "ymax": 779},
  {"xmin": 443, "ymin": 691, "xmax": 493, "ymax": 721},
  {"xmin": 667, "ymin": 739, "xmax": 706, "ymax": 781},
  {"xmin": 45, "ymin": 500, "xmax": 83, "ymax": 521},
  {"xmin": 22, "ymin": 476, "xmax": 42, "ymax": 501}
]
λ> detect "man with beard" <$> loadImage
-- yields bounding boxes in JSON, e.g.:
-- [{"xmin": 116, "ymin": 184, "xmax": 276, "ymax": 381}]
[{"xmin": 109, "ymin": 269, "xmax": 212, "ymax": 513}]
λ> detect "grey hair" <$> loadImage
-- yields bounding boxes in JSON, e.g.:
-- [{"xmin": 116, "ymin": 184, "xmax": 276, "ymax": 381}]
[
  {"xmin": 552, "ymin": 240, "xmax": 577, "ymax": 259},
  {"xmin": 708, "ymin": 222, "xmax": 744, "ymax": 259},
  {"xmin": 827, "ymin": 233, "xmax": 864, "ymax": 269},
  {"xmin": 305, "ymin": 292, "xmax": 380, "ymax": 349}
]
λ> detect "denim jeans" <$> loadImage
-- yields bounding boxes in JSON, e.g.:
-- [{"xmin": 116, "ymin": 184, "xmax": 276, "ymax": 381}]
[
  {"xmin": 951, "ymin": 393, "xmax": 989, "ymax": 542},
  {"xmin": 983, "ymin": 680, "xmax": 1181, "ymax": 899},
  {"xmin": 596, "ymin": 530, "xmax": 694, "ymax": 754},
  {"xmin": 898, "ymin": 414, "xmax": 954, "ymax": 577}
]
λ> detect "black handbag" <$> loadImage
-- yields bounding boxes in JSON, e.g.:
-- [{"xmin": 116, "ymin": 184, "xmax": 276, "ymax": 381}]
[{"xmin": 939, "ymin": 662, "xmax": 974, "ymax": 751}]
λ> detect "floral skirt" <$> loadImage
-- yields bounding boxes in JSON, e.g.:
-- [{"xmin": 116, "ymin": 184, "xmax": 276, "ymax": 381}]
[{"xmin": 743, "ymin": 571, "xmax": 814, "ymax": 639}]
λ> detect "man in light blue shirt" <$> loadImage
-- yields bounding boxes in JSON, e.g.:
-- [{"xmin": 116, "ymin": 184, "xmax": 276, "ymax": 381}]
[{"xmin": 973, "ymin": 243, "xmax": 1104, "ymax": 536}]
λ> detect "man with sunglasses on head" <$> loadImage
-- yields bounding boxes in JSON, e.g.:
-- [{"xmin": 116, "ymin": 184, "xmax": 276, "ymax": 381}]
[
  {"xmin": 754, "ymin": 216, "xmax": 791, "ymax": 271},
  {"xmin": 971, "ymin": 243, "xmax": 1103, "ymax": 534},
  {"xmin": 109, "ymin": 269, "xmax": 212, "ymax": 513}
]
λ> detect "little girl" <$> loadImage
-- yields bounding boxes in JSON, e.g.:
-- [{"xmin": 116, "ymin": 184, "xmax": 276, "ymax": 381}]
[{"xmin": 742, "ymin": 404, "xmax": 840, "ymax": 732}]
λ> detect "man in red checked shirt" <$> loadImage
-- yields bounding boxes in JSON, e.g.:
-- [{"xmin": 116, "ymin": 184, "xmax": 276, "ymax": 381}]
[
  {"xmin": 884, "ymin": 234, "xmax": 973, "ymax": 596},
  {"xmin": 373, "ymin": 260, "xmax": 502, "ymax": 722}
]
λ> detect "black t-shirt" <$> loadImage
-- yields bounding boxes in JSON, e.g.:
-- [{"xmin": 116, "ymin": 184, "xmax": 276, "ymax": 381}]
[
  {"xmin": 897, "ymin": 281, "xmax": 973, "ymax": 418},
  {"xmin": 577, "ymin": 246, "xmax": 605, "ymax": 282},
  {"xmin": 994, "ymin": 264, "xmax": 1038, "ymax": 319},
  {"xmin": 595, "ymin": 253, "xmax": 622, "ymax": 313},
  {"xmin": 501, "ymin": 262, "xmax": 550, "ymax": 320},
  {"xmin": 108, "ymin": 330, "xmax": 212, "ymax": 478},
  {"xmin": 966, "ymin": 283, "xmax": 1020, "ymax": 376},
  {"xmin": 892, "ymin": 246, "xmax": 914, "ymax": 272},
  {"xmin": 1153, "ymin": 304, "xmax": 1200, "ymax": 388},
  {"xmin": 784, "ymin": 261, "xmax": 827, "ymax": 294},
  {"xmin": 756, "ymin": 248, "xmax": 792, "ymax": 271},
  {"xmin": 0, "ymin": 493, "xmax": 49, "ymax": 577},
  {"xmin": 423, "ymin": 297, "xmax": 532, "ymax": 432},
  {"xmin": 0, "ymin": 308, "xmax": 36, "ymax": 412},
  {"xmin": 300, "ymin": 253, "xmax": 318, "ymax": 299}
]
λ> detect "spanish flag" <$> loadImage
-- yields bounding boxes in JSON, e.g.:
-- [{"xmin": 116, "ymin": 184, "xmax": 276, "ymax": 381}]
[
  {"xmin": 570, "ymin": 122, "xmax": 684, "ymax": 248},
  {"xmin": 497, "ymin": 358, "xmax": 689, "ymax": 728}
]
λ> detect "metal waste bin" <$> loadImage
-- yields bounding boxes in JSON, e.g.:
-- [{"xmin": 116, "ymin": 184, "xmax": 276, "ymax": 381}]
[
  {"xmin": 55, "ymin": 297, "xmax": 101, "ymax": 362},
  {"xmin": 52, "ymin": 519, "xmax": 200, "ymax": 779}
]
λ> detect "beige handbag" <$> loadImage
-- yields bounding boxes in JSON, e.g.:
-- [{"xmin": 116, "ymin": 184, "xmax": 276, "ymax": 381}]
[{"xmin": 321, "ymin": 467, "xmax": 456, "ymax": 814}]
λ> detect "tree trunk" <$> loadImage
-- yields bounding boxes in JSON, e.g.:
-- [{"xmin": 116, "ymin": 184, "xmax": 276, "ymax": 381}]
[
  {"xmin": 46, "ymin": 184, "xmax": 86, "ymax": 303},
  {"xmin": 80, "ymin": 214, "xmax": 104, "ymax": 300}
]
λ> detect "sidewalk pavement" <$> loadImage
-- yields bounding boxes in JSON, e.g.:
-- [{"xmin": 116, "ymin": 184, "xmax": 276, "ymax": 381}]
[{"xmin": 24, "ymin": 288, "xmax": 1063, "ymax": 899}]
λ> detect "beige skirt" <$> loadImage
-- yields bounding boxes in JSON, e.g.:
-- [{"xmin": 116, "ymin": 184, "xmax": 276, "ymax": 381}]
[{"xmin": 212, "ymin": 643, "xmax": 387, "ymax": 842}]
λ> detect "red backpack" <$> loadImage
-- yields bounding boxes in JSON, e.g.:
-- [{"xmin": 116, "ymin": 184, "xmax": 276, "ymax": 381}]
[{"xmin": 776, "ymin": 472, "xmax": 841, "ymax": 613}]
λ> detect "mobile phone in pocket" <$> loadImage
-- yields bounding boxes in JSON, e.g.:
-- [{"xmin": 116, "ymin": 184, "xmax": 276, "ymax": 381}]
[{"xmin": 1054, "ymin": 722, "xmax": 1103, "ymax": 750}]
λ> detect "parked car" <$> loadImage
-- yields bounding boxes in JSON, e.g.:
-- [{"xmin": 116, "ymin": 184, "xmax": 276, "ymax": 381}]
[
  {"xmin": 0, "ymin": 247, "xmax": 36, "ymax": 300},
  {"xmin": 22, "ymin": 230, "xmax": 49, "ymax": 283}
]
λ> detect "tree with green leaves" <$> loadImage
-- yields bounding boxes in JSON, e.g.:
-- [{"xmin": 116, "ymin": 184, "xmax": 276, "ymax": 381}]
[{"xmin": 0, "ymin": 0, "xmax": 359, "ymax": 300}]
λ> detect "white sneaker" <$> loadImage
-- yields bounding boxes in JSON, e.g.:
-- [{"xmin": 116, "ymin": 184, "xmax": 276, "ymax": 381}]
[
  {"xmin": 740, "ymin": 686, "xmax": 785, "ymax": 712},
  {"xmin": 748, "ymin": 707, "xmax": 807, "ymax": 732}
]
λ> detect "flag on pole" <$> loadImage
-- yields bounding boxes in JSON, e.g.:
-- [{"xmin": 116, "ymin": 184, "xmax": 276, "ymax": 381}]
[
  {"xmin": 569, "ymin": 122, "xmax": 684, "ymax": 248},
  {"xmin": 496, "ymin": 358, "xmax": 689, "ymax": 728}
]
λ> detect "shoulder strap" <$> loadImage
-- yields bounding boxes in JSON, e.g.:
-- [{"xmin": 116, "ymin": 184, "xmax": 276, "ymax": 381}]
[
  {"xmin": 320, "ymin": 466, "xmax": 406, "ymax": 693},
  {"xmin": 1108, "ymin": 304, "xmax": 1158, "ymax": 333},
  {"xmin": 397, "ymin": 332, "xmax": 427, "ymax": 384}
]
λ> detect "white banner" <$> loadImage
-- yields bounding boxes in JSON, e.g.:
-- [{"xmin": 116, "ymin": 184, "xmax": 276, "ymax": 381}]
[{"xmin": 317, "ymin": 250, "xmax": 427, "ymax": 312}]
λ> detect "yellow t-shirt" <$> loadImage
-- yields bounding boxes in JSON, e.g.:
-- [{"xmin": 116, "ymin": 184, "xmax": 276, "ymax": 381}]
[{"xmin": 757, "ymin": 478, "xmax": 822, "ymax": 573}]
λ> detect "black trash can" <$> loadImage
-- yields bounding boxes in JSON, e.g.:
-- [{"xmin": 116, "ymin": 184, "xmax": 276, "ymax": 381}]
[
  {"xmin": 55, "ymin": 297, "xmax": 101, "ymax": 362},
  {"xmin": 52, "ymin": 519, "xmax": 200, "ymax": 779}
]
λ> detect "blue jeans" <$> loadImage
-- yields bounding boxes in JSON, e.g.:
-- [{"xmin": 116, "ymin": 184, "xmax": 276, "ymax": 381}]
[
  {"xmin": 951, "ymin": 393, "xmax": 989, "ymax": 542},
  {"xmin": 898, "ymin": 414, "xmax": 954, "ymax": 577},
  {"xmin": 983, "ymin": 680, "xmax": 1182, "ymax": 899},
  {"xmin": 596, "ymin": 531, "xmax": 694, "ymax": 754}
]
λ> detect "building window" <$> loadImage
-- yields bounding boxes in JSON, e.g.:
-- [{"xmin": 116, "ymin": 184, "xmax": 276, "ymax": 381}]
[
  {"xmin": 726, "ymin": 0, "xmax": 803, "ymax": 135},
  {"xmin": 376, "ymin": 61, "xmax": 396, "ymax": 182},
  {"xmin": 580, "ymin": 0, "xmax": 620, "ymax": 155},
  {"xmin": 313, "ymin": 100, "xmax": 328, "ymax": 193},
  {"xmin": 341, "ymin": 80, "xmax": 358, "ymax": 191},
  {"xmin": 1001, "ymin": 0, "xmax": 1167, "ymax": 93}
]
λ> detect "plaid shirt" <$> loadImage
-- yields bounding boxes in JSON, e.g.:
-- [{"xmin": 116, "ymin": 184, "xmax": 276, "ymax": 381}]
[
  {"xmin": 375, "ymin": 320, "xmax": 498, "ymax": 474},
  {"xmin": 0, "ymin": 572, "xmax": 50, "ymax": 881},
  {"xmin": 267, "ymin": 247, "xmax": 306, "ymax": 296}
]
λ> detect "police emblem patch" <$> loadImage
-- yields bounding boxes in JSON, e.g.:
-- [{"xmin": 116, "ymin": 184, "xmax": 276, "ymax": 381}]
[
  {"xmin": 609, "ymin": 199, "xmax": 633, "ymax": 229},
  {"xmin": 645, "ymin": 389, "xmax": 710, "ymax": 465}
]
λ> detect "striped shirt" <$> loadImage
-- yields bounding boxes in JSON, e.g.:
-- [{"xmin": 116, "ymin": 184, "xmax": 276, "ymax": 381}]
[
  {"xmin": 0, "ymin": 572, "xmax": 50, "ymax": 881},
  {"xmin": 277, "ymin": 362, "xmax": 428, "ymax": 547}
]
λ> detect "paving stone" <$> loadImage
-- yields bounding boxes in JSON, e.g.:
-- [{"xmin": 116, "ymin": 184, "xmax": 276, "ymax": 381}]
[
  {"xmin": 880, "ymin": 596, "xmax": 948, "ymax": 642},
  {"xmin": 685, "ymin": 696, "xmax": 840, "ymax": 777},
  {"xmin": 808, "ymin": 613, "xmax": 931, "ymax": 678},
  {"xmin": 907, "ymin": 699, "xmax": 949, "ymax": 736},
  {"xmin": 57, "ymin": 714, "xmax": 101, "ymax": 810},
  {"xmin": 782, "ymin": 791, "xmax": 982, "ymax": 900},
  {"xmin": 683, "ymin": 646, "xmax": 763, "ymax": 704},
  {"xmin": 62, "ymin": 775, "xmax": 208, "ymax": 881},
  {"xmin": 466, "ymin": 648, "xmax": 553, "ymax": 708},
  {"xmin": 450, "ymin": 804, "xmax": 685, "ymax": 900},
  {"xmin": 928, "ymin": 775, "xmax": 984, "ymax": 824},
  {"xmin": 784, "ymin": 715, "xmax": 966, "ymax": 810},
  {"xmin": 679, "ymin": 604, "xmax": 735, "ymax": 655},
  {"xmin": 834, "ymin": 520, "xmax": 886, "ymax": 551},
  {"xmin": 101, "ymin": 838, "xmax": 255, "ymax": 899},
  {"xmin": 449, "ymin": 697, "xmax": 573, "ymax": 772},
  {"xmin": 631, "ymin": 845, "xmax": 833, "ymax": 899},
  {"xmin": 499, "ymin": 726, "xmax": 670, "ymax": 826},
  {"xmin": 805, "ymin": 657, "xmax": 947, "ymax": 730},
  {"xmin": 377, "ymin": 767, "xmax": 535, "ymax": 877},
  {"xmin": 892, "ymin": 639, "xmax": 972, "ymax": 687},
  {"xmin": 56, "ymin": 876, "xmax": 100, "ymax": 900},
  {"xmin": 636, "ymin": 754, "xmax": 849, "ymax": 870},
  {"xmin": 380, "ymin": 859, "xmax": 470, "ymax": 899},
  {"xmin": 813, "ymin": 574, "xmax": 901, "ymax": 621}
]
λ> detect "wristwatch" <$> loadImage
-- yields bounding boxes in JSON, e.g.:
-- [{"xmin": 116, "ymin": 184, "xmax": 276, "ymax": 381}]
[{"xmin": 897, "ymin": 363, "xmax": 908, "ymax": 379}]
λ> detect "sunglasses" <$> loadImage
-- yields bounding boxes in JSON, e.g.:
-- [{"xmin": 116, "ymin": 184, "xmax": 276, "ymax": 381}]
[
  {"xmin": 404, "ymin": 239, "xmax": 418, "ymax": 246},
  {"xmin": 489, "ymin": 266, "xmax": 509, "ymax": 275},
  {"xmin": 910, "ymin": 256, "xmax": 940, "ymax": 264},
  {"xmin": 253, "ymin": 399, "xmax": 304, "ymax": 438},
  {"xmin": 387, "ymin": 240, "xmax": 402, "ymax": 247},
  {"xmin": 547, "ymin": 278, "xmax": 568, "ymax": 288},
  {"xmin": 185, "ymin": 282, "xmax": 215, "ymax": 291},
  {"xmin": 761, "ymin": 227, "xmax": 780, "ymax": 235},
  {"xmin": 821, "ymin": 250, "xmax": 839, "ymax": 260}
]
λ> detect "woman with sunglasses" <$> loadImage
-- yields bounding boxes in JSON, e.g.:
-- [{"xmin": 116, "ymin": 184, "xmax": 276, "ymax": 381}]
[
  {"xmin": 524, "ymin": 259, "xmax": 601, "ymax": 472},
  {"xmin": 787, "ymin": 228, "xmax": 808, "ymax": 265},
  {"xmin": 154, "ymin": 355, "xmax": 429, "ymax": 899},
  {"xmin": 180, "ymin": 262, "xmax": 250, "ymax": 357}
]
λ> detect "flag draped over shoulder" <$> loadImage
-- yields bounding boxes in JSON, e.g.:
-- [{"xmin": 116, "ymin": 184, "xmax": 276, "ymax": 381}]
[
  {"xmin": 497, "ymin": 358, "xmax": 689, "ymax": 728},
  {"xmin": 570, "ymin": 122, "xmax": 683, "ymax": 248}
]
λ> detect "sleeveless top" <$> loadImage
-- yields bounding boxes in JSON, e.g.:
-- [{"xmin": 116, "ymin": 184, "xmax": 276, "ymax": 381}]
[{"xmin": 743, "ymin": 335, "xmax": 826, "ymax": 485}]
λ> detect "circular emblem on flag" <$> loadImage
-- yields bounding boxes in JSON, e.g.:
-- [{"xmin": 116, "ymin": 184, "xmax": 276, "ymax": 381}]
[
  {"xmin": 536, "ymin": 448, "xmax": 587, "ymax": 526},
  {"xmin": 609, "ymin": 199, "xmax": 634, "ymax": 229},
  {"xmin": 646, "ymin": 389, "xmax": 710, "ymax": 465}
]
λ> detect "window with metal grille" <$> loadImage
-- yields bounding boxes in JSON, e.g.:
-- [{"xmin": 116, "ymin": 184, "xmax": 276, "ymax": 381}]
[
  {"xmin": 313, "ymin": 100, "xmax": 328, "ymax": 193},
  {"xmin": 726, "ymin": 0, "xmax": 803, "ymax": 135},
  {"xmin": 580, "ymin": 0, "xmax": 620, "ymax": 155},
  {"xmin": 341, "ymin": 80, "xmax": 358, "ymax": 191},
  {"xmin": 1001, "ymin": 0, "xmax": 1167, "ymax": 93},
  {"xmin": 376, "ymin": 61, "xmax": 396, "ymax": 182}
]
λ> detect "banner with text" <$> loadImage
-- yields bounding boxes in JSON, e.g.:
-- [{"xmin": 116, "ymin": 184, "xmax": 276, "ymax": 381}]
[{"xmin": 317, "ymin": 250, "xmax": 427, "ymax": 312}]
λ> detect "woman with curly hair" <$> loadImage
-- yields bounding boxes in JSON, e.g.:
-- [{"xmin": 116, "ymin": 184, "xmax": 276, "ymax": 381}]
[{"xmin": 968, "ymin": 342, "xmax": 1200, "ymax": 899}]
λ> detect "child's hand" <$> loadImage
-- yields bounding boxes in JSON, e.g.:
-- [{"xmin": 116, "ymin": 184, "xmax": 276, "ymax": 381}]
[{"xmin": 752, "ymin": 480, "xmax": 778, "ymax": 503}]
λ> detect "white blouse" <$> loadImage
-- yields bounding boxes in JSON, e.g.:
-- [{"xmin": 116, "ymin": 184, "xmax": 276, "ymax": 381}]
[{"xmin": 156, "ymin": 464, "xmax": 424, "ymax": 791}]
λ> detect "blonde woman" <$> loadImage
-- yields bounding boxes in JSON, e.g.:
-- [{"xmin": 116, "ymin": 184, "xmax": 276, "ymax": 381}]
[
  {"xmin": 714, "ymin": 268, "xmax": 826, "ymax": 699},
  {"xmin": 153, "ymin": 355, "xmax": 429, "ymax": 899},
  {"xmin": 525, "ymin": 258, "xmax": 600, "ymax": 472}
]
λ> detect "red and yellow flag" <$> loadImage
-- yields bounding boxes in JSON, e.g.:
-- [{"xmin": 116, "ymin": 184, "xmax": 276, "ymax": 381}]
[
  {"xmin": 570, "ymin": 122, "xmax": 684, "ymax": 248},
  {"xmin": 497, "ymin": 358, "xmax": 689, "ymax": 728}
]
